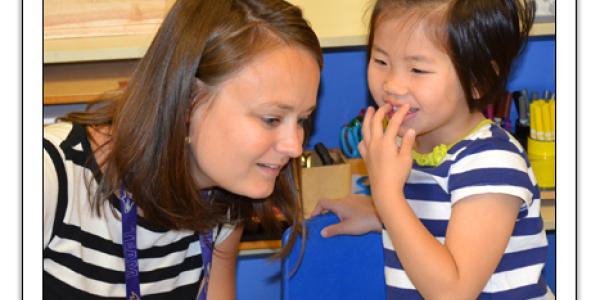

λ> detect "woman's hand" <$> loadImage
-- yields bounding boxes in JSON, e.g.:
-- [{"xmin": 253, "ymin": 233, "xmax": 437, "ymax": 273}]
[
  {"xmin": 310, "ymin": 194, "xmax": 382, "ymax": 237},
  {"xmin": 358, "ymin": 104, "xmax": 415, "ymax": 207}
]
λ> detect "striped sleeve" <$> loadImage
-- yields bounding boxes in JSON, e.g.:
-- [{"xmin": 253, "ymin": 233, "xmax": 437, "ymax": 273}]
[{"xmin": 448, "ymin": 143, "xmax": 535, "ymax": 208}]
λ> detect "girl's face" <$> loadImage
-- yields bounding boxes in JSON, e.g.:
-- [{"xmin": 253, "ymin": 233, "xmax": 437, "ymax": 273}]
[
  {"xmin": 368, "ymin": 16, "xmax": 482, "ymax": 152},
  {"xmin": 188, "ymin": 45, "xmax": 320, "ymax": 199}
]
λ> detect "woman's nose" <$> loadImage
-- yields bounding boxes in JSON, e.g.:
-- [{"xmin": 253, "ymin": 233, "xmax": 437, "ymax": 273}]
[{"xmin": 276, "ymin": 124, "xmax": 304, "ymax": 158}]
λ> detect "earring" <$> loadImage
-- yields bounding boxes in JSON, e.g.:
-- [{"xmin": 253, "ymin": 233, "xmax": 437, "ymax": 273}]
[{"xmin": 185, "ymin": 136, "xmax": 191, "ymax": 144}]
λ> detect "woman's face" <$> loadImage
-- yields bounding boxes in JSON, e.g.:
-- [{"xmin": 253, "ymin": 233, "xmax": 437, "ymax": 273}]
[{"xmin": 188, "ymin": 45, "xmax": 320, "ymax": 199}]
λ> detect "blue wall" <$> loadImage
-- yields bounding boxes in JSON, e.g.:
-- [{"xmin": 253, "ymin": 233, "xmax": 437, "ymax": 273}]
[
  {"xmin": 237, "ymin": 36, "xmax": 556, "ymax": 299},
  {"xmin": 306, "ymin": 47, "xmax": 370, "ymax": 149}
]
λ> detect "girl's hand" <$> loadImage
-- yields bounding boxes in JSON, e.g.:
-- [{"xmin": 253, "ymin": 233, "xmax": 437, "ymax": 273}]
[
  {"xmin": 310, "ymin": 194, "xmax": 382, "ymax": 237},
  {"xmin": 358, "ymin": 104, "xmax": 416, "ymax": 204}
]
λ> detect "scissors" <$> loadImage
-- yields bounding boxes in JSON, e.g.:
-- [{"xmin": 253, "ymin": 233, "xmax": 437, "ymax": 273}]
[
  {"xmin": 353, "ymin": 175, "xmax": 371, "ymax": 195},
  {"xmin": 340, "ymin": 110, "xmax": 365, "ymax": 158}
]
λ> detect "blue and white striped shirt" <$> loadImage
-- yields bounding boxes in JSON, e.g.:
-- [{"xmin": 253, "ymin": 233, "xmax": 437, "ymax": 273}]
[{"xmin": 383, "ymin": 122, "xmax": 550, "ymax": 299}]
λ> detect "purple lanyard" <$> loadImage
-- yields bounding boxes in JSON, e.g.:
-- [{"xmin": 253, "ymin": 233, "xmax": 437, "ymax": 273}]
[{"xmin": 119, "ymin": 187, "xmax": 213, "ymax": 300}]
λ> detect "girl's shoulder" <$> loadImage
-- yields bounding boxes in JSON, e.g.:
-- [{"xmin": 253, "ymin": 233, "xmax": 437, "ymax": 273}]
[{"xmin": 456, "ymin": 123, "xmax": 526, "ymax": 157}]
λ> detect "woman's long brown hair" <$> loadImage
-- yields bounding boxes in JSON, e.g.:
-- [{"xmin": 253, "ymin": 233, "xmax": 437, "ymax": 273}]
[{"xmin": 61, "ymin": 0, "xmax": 322, "ymax": 258}]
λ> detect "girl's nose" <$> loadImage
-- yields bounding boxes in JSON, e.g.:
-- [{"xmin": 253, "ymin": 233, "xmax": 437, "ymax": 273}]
[
  {"xmin": 383, "ymin": 73, "xmax": 408, "ymax": 97},
  {"xmin": 276, "ymin": 124, "xmax": 304, "ymax": 158}
]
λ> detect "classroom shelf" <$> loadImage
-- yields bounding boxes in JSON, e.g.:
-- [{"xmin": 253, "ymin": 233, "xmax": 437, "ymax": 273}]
[
  {"xmin": 44, "ymin": 59, "xmax": 137, "ymax": 105},
  {"xmin": 44, "ymin": 18, "xmax": 555, "ymax": 64},
  {"xmin": 239, "ymin": 240, "xmax": 281, "ymax": 256},
  {"xmin": 43, "ymin": 0, "xmax": 555, "ymax": 105},
  {"xmin": 44, "ymin": 0, "xmax": 555, "ymax": 64}
]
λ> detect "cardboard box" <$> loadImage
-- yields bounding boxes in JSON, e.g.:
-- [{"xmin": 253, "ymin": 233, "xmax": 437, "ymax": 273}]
[{"xmin": 299, "ymin": 149, "xmax": 351, "ymax": 218}]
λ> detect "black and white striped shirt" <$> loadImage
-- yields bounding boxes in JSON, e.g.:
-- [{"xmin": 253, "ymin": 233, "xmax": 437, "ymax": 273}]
[{"xmin": 43, "ymin": 122, "xmax": 234, "ymax": 299}]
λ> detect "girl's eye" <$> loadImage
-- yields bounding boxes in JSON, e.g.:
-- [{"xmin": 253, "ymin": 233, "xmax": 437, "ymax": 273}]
[
  {"xmin": 372, "ymin": 58, "xmax": 387, "ymax": 66},
  {"xmin": 262, "ymin": 116, "xmax": 281, "ymax": 127},
  {"xmin": 411, "ymin": 68, "xmax": 430, "ymax": 74}
]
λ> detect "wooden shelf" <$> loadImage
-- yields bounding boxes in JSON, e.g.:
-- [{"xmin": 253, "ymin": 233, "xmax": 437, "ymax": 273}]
[
  {"xmin": 541, "ymin": 199, "xmax": 555, "ymax": 231},
  {"xmin": 540, "ymin": 189, "xmax": 555, "ymax": 201},
  {"xmin": 44, "ymin": 0, "xmax": 555, "ymax": 64},
  {"xmin": 44, "ymin": 59, "xmax": 137, "ymax": 104},
  {"xmin": 530, "ymin": 21, "xmax": 555, "ymax": 37},
  {"xmin": 43, "ymin": 0, "xmax": 555, "ymax": 105},
  {"xmin": 44, "ymin": 23, "xmax": 555, "ymax": 64},
  {"xmin": 540, "ymin": 189, "xmax": 555, "ymax": 230},
  {"xmin": 44, "ymin": 35, "xmax": 155, "ymax": 64},
  {"xmin": 239, "ymin": 240, "xmax": 281, "ymax": 256}
]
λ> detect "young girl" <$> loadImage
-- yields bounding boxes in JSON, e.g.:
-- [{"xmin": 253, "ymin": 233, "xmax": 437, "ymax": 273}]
[
  {"xmin": 312, "ymin": 0, "xmax": 551, "ymax": 298},
  {"xmin": 43, "ymin": 0, "xmax": 321, "ymax": 299}
]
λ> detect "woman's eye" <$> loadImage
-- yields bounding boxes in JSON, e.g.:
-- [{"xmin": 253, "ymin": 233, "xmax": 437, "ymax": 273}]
[
  {"xmin": 297, "ymin": 117, "xmax": 310, "ymax": 126},
  {"xmin": 262, "ymin": 117, "xmax": 281, "ymax": 127}
]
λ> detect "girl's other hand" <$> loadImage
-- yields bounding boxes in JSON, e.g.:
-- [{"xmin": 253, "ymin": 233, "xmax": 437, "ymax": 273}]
[
  {"xmin": 310, "ymin": 194, "xmax": 382, "ymax": 237},
  {"xmin": 358, "ymin": 105, "xmax": 415, "ymax": 201}
]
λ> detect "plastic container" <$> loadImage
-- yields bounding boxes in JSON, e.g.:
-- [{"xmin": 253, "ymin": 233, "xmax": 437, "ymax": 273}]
[{"xmin": 527, "ymin": 137, "xmax": 555, "ymax": 189}]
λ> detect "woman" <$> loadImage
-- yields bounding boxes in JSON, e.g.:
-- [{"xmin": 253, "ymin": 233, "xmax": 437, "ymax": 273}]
[{"xmin": 43, "ymin": 0, "xmax": 322, "ymax": 299}]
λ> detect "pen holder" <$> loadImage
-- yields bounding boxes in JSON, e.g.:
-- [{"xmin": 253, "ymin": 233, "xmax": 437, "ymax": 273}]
[
  {"xmin": 300, "ymin": 149, "xmax": 351, "ymax": 218},
  {"xmin": 527, "ymin": 137, "xmax": 555, "ymax": 189}
]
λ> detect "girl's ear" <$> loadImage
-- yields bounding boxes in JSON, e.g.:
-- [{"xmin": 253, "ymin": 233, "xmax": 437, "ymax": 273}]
[
  {"xmin": 471, "ymin": 60, "xmax": 499, "ymax": 100},
  {"xmin": 491, "ymin": 60, "xmax": 500, "ymax": 75},
  {"xmin": 471, "ymin": 86, "xmax": 481, "ymax": 100}
]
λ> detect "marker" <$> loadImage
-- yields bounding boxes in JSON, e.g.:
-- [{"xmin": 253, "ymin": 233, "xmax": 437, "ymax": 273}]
[
  {"xmin": 541, "ymin": 101, "xmax": 552, "ymax": 141},
  {"xmin": 529, "ymin": 102, "xmax": 537, "ymax": 139},
  {"xmin": 533, "ymin": 102, "xmax": 545, "ymax": 140},
  {"xmin": 544, "ymin": 90, "xmax": 552, "ymax": 101},
  {"xmin": 518, "ymin": 92, "xmax": 529, "ymax": 126},
  {"xmin": 531, "ymin": 91, "xmax": 539, "ymax": 102},
  {"xmin": 512, "ymin": 91, "xmax": 522, "ymax": 117},
  {"xmin": 549, "ymin": 98, "xmax": 555, "ymax": 140},
  {"xmin": 314, "ymin": 143, "xmax": 335, "ymax": 165}
]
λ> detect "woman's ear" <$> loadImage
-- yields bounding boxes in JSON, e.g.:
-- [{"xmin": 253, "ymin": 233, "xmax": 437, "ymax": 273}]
[{"xmin": 187, "ymin": 78, "xmax": 216, "ymax": 128}]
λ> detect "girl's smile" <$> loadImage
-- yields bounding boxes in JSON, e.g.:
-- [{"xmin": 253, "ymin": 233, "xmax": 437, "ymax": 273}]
[{"xmin": 386, "ymin": 103, "xmax": 419, "ymax": 121}]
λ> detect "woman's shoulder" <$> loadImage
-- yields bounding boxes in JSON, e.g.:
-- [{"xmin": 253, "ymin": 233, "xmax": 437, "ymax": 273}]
[{"xmin": 44, "ymin": 122, "xmax": 75, "ymax": 145}]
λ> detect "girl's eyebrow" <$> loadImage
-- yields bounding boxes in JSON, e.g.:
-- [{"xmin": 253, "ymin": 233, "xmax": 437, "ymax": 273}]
[
  {"xmin": 372, "ymin": 45, "xmax": 389, "ymax": 56},
  {"xmin": 373, "ymin": 45, "xmax": 433, "ymax": 64},
  {"xmin": 405, "ymin": 55, "xmax": 434, "ymax": 64}
]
